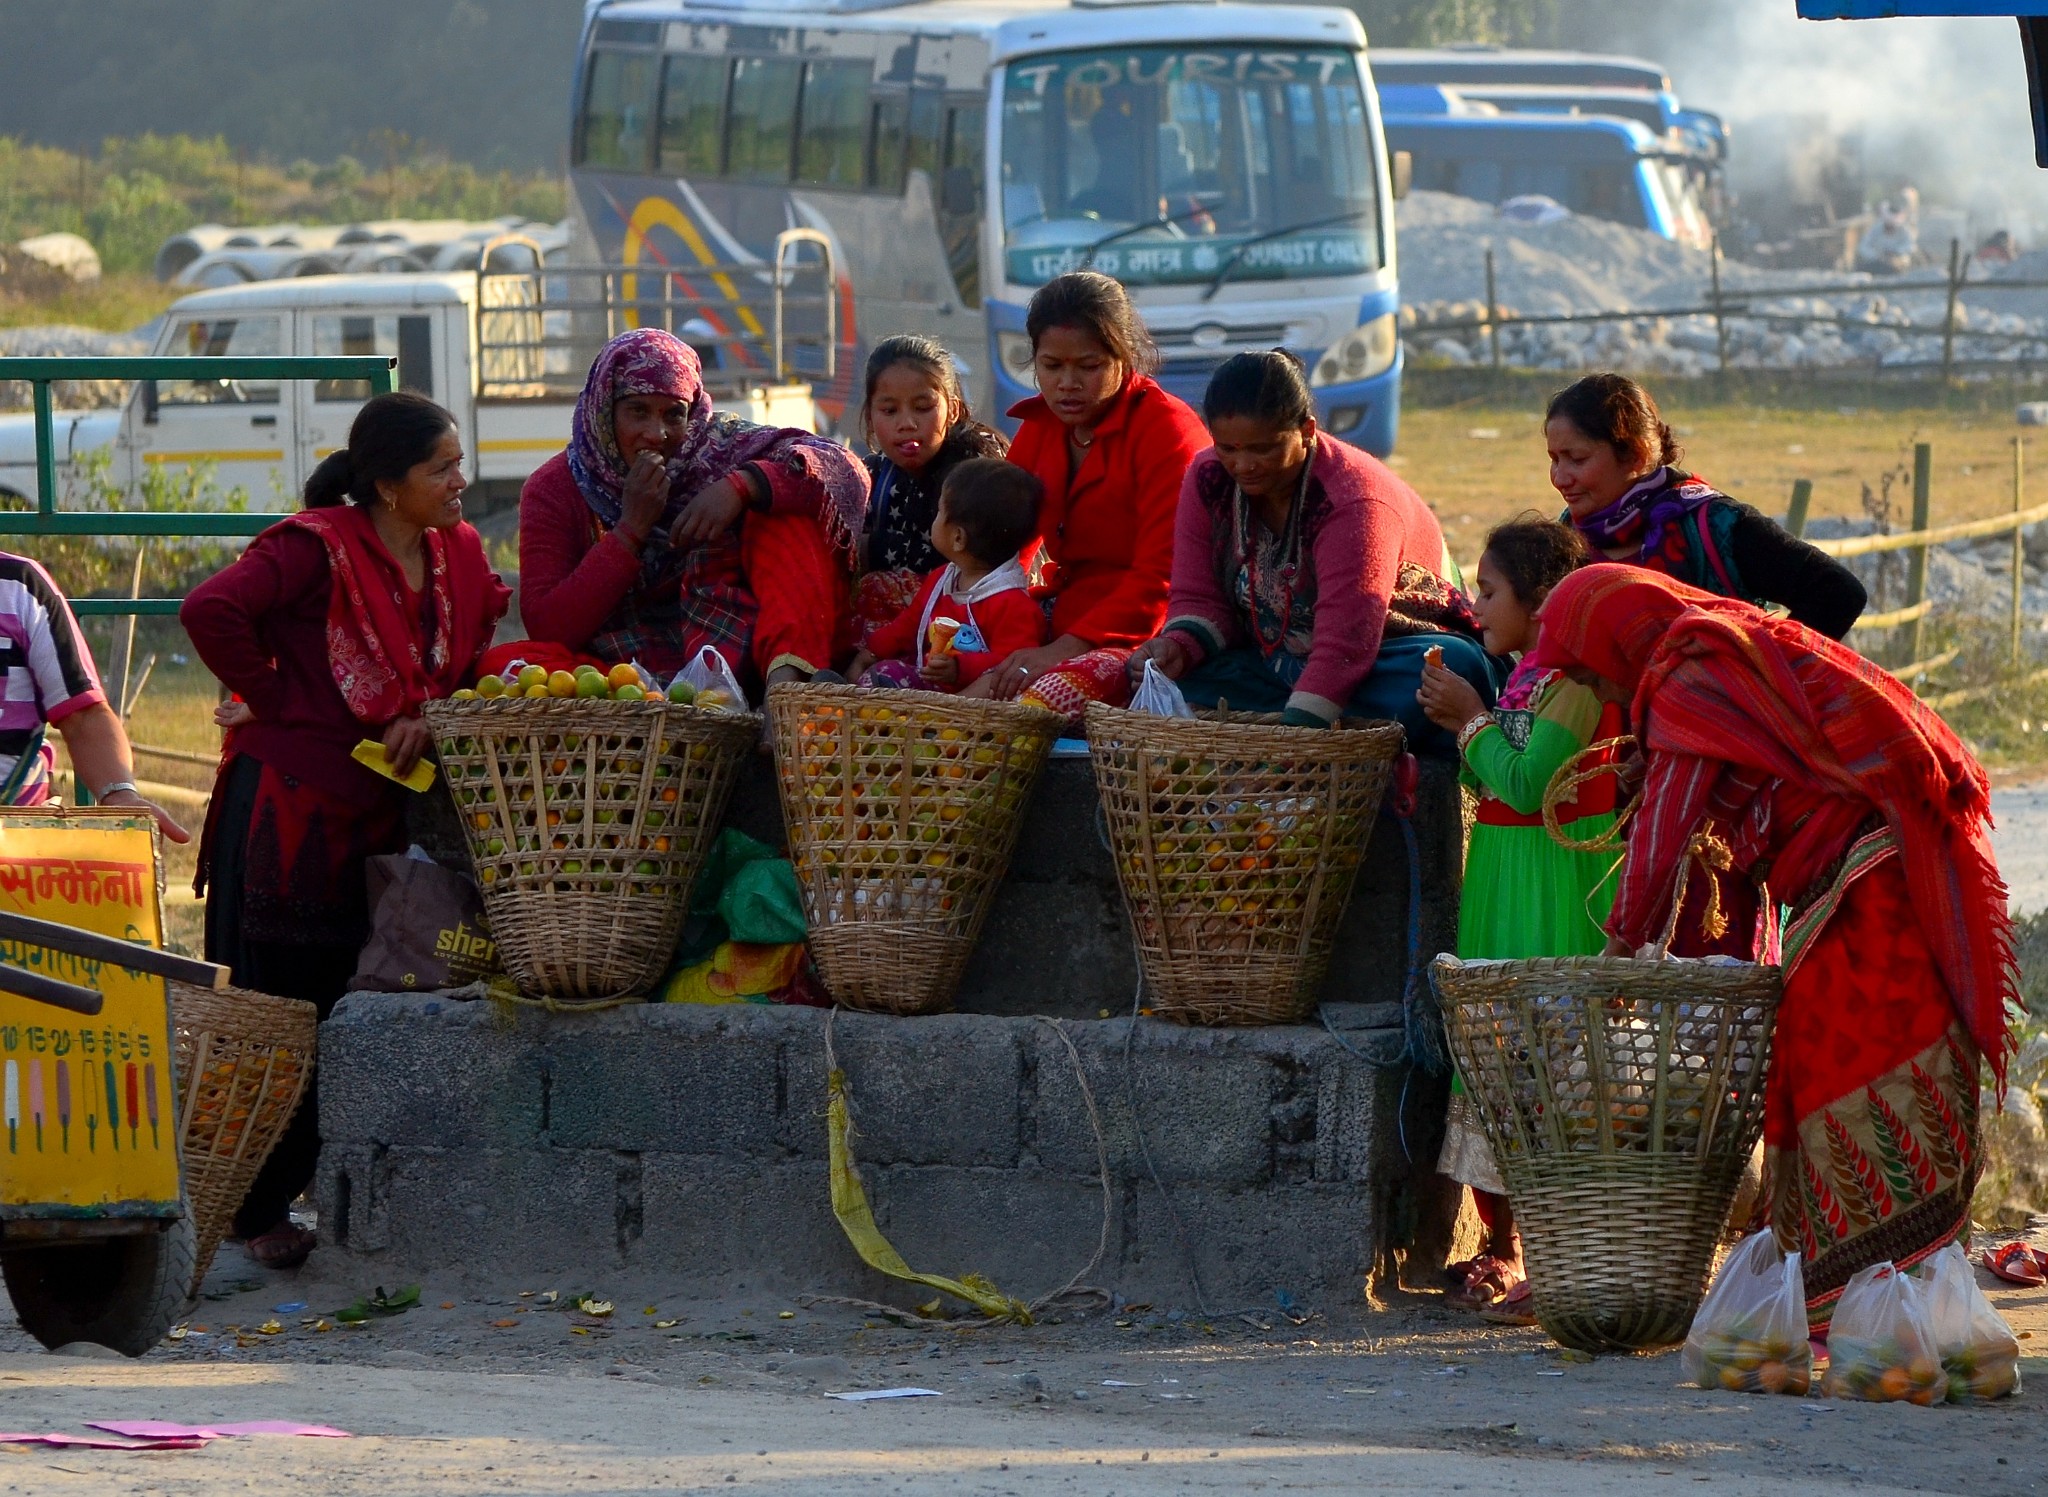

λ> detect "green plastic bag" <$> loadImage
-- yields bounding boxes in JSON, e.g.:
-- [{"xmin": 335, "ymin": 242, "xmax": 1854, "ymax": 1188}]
[{"xmin": 677, "ymin": 829, "xmax": 806, "ymax": 961}]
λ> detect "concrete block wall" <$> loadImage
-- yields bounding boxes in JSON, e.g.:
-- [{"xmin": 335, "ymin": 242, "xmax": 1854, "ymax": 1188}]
[
  {"xmin": 316, "ymin": 996, "xmax": 1441, "ymax": 1307},
  {"xmin": 323, "ymin": 749, "xmax": 1468, "ymax": 1305}
]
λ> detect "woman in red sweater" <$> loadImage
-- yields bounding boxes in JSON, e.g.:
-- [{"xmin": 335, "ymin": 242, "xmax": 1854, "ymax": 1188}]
[
  {"xmin": 1128, "ymin": 352, "xmax": 1499, "ymax": 754},
  {"xmin": 183, "ymin": 392, "xmax": 509, "ymax": 1268},
  {"xmin": 514, "ymin": 329, "xmax": 869, "ymax": 688},
  {"xmin": 964, "ymin": 272, "xmax": 1207, "ymax": 723}
]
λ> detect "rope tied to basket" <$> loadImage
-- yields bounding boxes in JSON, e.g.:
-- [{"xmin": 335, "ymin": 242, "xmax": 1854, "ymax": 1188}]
[{"xmin": 1540, "ymin": 734, "xmax": 1641, "ymax": 853}]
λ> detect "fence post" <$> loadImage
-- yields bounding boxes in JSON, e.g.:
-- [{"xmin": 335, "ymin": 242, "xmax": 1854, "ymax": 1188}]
[
  {"xmin": 1941, "ymin": 237, "xmax": 1963, "ymax": 388},
  {"xmin": 1904, "ymin": 441, "xmax": 1933, "ymax": 665},
  {"xmin": 1485, "ymin": 248, "xmax": 1502, "ymax": 373},
  {"xmin": 2015, "ymin": 434, "xmax": 2027, "ymax": 667},
  {"xmin": 1785, "ymin": 478, "xmax": 1813, "ymax": 539},
  {"xmin": 1709, "ymin": 236, "xmax": 1729, "ymax": 375}
]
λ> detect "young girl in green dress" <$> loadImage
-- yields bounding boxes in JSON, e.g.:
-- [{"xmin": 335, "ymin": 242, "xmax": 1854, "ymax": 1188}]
[{"xmin": 1416, "ymin": 517, "xmax": 1618, "ymax": 1317}]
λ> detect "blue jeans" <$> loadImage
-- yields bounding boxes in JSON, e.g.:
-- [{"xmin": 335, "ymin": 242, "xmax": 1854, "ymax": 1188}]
[{"xmin": 1178, "ymin": 634, "xmax": 1506, "ymax": 757}]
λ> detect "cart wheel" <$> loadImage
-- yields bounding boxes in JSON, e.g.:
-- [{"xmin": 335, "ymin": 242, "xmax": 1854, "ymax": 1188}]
[{"xmin": 2, "ymin": 1211, "xmax": 195, "ymax": 1357}]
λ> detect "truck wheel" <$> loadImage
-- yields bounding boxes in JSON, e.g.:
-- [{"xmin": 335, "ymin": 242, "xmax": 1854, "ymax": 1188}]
[{"xmin": 2, "ymin": 1212, "xmax": 195, "ymax": 1357}]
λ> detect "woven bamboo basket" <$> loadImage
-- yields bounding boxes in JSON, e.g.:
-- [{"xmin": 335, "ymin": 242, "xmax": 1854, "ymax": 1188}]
[
  {"xmin": 769, "ymin": 683, "xmax": 1061, "ymax": 1015},
  {"xmin": 170, "ymin": 981, "xmax": 318, "ymax": 1295},
  {"xmin": 1432, "ymin": 954, "xmax": 1782, "ymax": 1352},
  {"xmin": 1086, "ymin": 704, "xmax": 1404, "ymax": 1026},
  {"xmin": 424, "ymin": 696, "xmax": 757, "ymax": 1004}
]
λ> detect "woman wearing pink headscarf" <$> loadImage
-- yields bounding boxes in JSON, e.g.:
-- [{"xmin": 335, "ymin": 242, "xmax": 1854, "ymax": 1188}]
[{"xmin": 512, "ymin": 328, "xmax": 869, "ymax": 686}]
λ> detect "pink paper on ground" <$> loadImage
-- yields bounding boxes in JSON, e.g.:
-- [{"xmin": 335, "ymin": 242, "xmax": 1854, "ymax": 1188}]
[
  {"xmin": 88, "ymin": 1420, "xmax": 351, "ymax": 1439},
  {"xmin": 0, "ymin": 1431, "xmax": 207, "ymax": 1450}
]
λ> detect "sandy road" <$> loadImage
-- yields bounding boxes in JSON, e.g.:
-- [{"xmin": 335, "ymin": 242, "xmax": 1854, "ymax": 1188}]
[{"xmin": 0, "ymin": 1248, "xmax": 2038, "ymax": 1497}]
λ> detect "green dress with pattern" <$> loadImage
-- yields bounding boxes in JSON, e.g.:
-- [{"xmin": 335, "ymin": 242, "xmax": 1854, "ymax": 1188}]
[{"xmin": 1440, "ymin": 669, "xmax": 1621, "ymax": 1192}]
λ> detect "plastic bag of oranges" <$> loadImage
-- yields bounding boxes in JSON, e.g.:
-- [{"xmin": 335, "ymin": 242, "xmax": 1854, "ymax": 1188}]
[
  {"xmin": 1682, "ymin": 1230, "xmax": 1812, "ymax": 1395},
  {"xmin": 666, "ymin": 645, "xmax": 747, "ymax": 713},
  {"xmin": 1820, "ymin": 1261, "xmax": 1944, "ymax": 1405},
  {"xmin": 1915, "ymin": 1241, "xmax": 2021, "ymax": 1403}
]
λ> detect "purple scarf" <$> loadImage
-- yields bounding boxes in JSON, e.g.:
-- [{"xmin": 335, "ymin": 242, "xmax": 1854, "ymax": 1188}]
[
  {"xmin": 566, "ymin": 328, "xmax": 869, "ymax": 581},
  {"xmin": 1571, "ymin": 465, "xmax": 1719, "ymax": 558}
]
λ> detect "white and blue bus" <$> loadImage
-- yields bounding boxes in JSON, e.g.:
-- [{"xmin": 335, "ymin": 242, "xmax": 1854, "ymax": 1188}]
[{"xmin": 567, "ymin": 0, "xmax": 1406, "ymax": 452}]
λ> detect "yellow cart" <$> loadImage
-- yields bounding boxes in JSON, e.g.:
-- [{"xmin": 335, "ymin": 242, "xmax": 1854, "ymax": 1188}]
[{"xmin": 0, "ymin": 810, "xmax": 226, "ymax": 1356}]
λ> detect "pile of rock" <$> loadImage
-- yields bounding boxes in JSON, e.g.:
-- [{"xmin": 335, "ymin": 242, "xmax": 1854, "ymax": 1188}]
[{"xmin": 1395, "ymin": 192, "xmax": 2048, "ymax": 377}]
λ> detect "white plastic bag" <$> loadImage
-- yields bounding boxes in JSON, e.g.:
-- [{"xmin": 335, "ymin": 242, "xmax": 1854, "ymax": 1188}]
[
  {"xmin": 668, "ymin": 645, "xmax": 748, "ymax": 712},
  {"xmin": 1820, "ymin": 1260, "xmax": 1943, "ymax": 1404},
  {"xmin": 1681, "ymin": 1231, "xmax": 1812, "ymax": 1395},
  {"xmin": 1916, "ymin": 1241, "xmax": 2021, "ymax": 1403},
  {"xmin": 1130, "ymin": 658, "xmax": 1193, "ymax": 718}
]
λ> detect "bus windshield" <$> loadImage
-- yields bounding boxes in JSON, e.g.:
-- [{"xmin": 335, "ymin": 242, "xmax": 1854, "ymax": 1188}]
[{"xmin": 999, "ymin": 46, "xmax": 1381, "ymax": 289}]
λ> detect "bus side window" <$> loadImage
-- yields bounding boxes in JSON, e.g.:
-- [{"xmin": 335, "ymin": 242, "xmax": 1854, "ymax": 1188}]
[
  {"xmin": 727, "ymin": 57, "xmax": 804, "ymax": 182},
  {"xmin": 907, "ymin": 91, "xmax": 944, "ymax": 185},
  {"xmin": 797, "ymin": 60, "xmax": 872, "ymax": 188},
  {"xmin": 868, "ymin": 94, "xmax": 908, "ymax": 193},
  {"xmin": 660, "ymin": 54, "xmax": 728, "ymax": 175},
  {"xmin": 580, "ymin": 50, "xmax": 658, "ymax": 170},
  {"xmin": 940, "ymin": 102, "xmax": 984, "ymax": 308}
]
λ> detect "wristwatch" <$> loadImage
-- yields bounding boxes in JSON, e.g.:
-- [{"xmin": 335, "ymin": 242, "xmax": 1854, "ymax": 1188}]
[{"xmin": 95, "ymin": 780, "xmax": 138, "ymax": 800}]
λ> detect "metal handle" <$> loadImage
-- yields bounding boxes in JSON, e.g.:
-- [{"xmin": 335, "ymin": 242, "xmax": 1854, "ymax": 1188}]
[
  {"xmin": 771, "ymin": 228, "xmax": 837, "ymax": 386},
  {"xmin": 250, "ymin": 414, "xmax": 277, "ymax": 427}
]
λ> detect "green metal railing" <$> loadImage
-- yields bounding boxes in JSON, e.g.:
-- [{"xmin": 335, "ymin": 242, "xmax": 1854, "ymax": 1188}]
[{"xmin": 1, "ymin": 355, "xmax": 398, "ymax": 615}]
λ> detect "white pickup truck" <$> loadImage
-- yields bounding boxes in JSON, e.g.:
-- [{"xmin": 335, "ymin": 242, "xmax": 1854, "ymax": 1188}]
[{"xmin": 0, "ymin": 271, "xmax": 819, "ymax": 512}]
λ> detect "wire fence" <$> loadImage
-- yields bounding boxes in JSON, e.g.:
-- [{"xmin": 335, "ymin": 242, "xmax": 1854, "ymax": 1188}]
[{"xmin": 1408, "ymin": 238, "xmax": 2048, "ymax": 385}]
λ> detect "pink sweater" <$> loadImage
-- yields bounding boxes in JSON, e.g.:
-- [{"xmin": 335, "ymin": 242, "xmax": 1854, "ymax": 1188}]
[{"xmin": 1161, "ymin": 437, "xmax": 1449, "ymax": 723}]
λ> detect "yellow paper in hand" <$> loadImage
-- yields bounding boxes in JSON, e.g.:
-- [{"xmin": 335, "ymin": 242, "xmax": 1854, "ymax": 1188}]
[{"xmin": 351, "ymin": 739, "xmax": 437, "ymax": 793}]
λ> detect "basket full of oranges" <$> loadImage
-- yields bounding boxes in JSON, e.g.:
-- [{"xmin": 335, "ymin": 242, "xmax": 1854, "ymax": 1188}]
[
  {"xmin": 767, "ymin": 683, "xmax": 1060, "ymax": 1015},
  {"xmin": 1085, "ymin": 704, "xmax": 1403, "ymax": 1026},
  {"xmin": 424, "ymin": 660, "xmax": 756, "ymax": 1005}
]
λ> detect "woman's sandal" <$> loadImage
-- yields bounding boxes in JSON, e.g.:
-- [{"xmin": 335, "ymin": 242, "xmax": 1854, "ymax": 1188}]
[
  {"xmin": 1984, "ymin": 1242, "xmax": 2048, "ymax": 1286},
  {"xmin": 1447, "ymin": 1255, "xmax": 1519, "ymax": 1309},
  {"xmin": 245, "ymin": 1223, "xmax": 316, "ymax": 1271},
  {"xmin": 1479, "ymin": 1280, "xmax": 1538, "ymax": 1326}
]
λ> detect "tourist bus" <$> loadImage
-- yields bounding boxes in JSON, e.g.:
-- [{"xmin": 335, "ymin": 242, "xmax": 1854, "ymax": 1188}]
[{"xmin": 567, "ymin": 0, "xmax": 1406, "ymax": 452}]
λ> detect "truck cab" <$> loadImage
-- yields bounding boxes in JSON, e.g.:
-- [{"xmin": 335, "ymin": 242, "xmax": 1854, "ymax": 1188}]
[{"xmin": 0, "ymin": 272, "xmax": 817, "ymax": 512}]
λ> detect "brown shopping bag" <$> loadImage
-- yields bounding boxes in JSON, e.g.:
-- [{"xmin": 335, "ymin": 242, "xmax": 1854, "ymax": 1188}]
[{"xmin": 350, "ymin": 847, "xmax": 502, "ymax": 992}]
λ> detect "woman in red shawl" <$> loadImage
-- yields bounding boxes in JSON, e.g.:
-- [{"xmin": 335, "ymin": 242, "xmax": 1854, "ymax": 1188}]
[
  {"xmin": 514, "ymin": 328, "xmax": 868, "ymax": 687},
  {"xmin": 1530, "ymin": 566, "xmax": 2014, "ymax": 1330},
  {"xmin": 183, "ymin": 392, "xmax": 509, "ymax": 1269}
]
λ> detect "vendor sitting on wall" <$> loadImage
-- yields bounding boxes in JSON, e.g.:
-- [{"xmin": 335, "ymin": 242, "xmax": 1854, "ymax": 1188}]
[
  {"xmin": 510, "ymin": 328, "xmax": 870, "ymax": 689},
  {"xmin": 1126, "ymin": 350, "xmax": 1501, "ymax": 753}
]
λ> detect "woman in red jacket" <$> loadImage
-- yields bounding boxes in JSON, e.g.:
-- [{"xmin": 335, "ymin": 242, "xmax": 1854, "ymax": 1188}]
[
  {"xmin": 183, "ymin": 392, "xmax": 509, "ymax": 1269},
  {"xmin": 965, "ymin": 272, "xmax": 1208, "ymax": 723}
]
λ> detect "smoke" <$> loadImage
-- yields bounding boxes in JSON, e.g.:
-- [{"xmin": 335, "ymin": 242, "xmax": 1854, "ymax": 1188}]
[{"xmin": 1592, "ymin": 2, "xmax": 2047, "ymax": 240}]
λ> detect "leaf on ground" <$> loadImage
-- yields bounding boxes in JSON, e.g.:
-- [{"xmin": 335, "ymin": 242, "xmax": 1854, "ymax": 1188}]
[
  {"xmin": 653, "ymin": 1319, "xmax": 682, "ymax": 1330},
  {"xmin": 255, "ymin": 1320, "xmax": 283, "ymax": 1335},
  {"xmin": 491, "ymin": 1319, "xmax": 520, "ymax": 1329}
]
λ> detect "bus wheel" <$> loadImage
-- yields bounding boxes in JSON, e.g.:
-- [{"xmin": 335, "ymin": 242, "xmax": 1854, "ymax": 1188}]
[{"xmin": 2, "ymin": 1214, "xmax": 195, "ymax": 1357}]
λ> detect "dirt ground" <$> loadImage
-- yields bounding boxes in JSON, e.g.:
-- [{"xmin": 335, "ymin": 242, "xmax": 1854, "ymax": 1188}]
[{"xmin": 0, "ymin": 1230, "xmax": 2040, "ymax": 1496}]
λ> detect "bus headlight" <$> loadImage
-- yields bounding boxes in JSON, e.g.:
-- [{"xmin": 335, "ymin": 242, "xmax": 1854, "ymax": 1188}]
[
  {"xmin": 997, "ymin": 331, "xmax": 1035, "ymax": 382},
  {"xmin": 1311, "ymin": 314, "xmax": 1397, "ymax": 387}
]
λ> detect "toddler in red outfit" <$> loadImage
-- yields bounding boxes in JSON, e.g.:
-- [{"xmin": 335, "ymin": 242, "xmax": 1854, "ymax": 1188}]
[{"xmin": 850, "ymin": 459, "xmax": 1045, "ymax": 692}]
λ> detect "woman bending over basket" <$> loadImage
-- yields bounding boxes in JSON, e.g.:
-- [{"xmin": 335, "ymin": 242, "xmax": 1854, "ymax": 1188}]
[
  {"xmin": 183, "ymin": 392, "xmax": 510, "ymax": 1270},
  {"xmin": 1546, "ymin": 374, "xmax": 1866, "ymax": 639},
  {"xmin": 514, "ymin": 328, "xmax": 869, "ymax": 688},
  {"xmin": 1126, "ymin": 350, "xmax": 1499, "ymax": 754},
  {"xmin": 1529, "ymin": 565, "xmax": 2013, "ymax": 1332},
  {"xmin": 966, "ymin": 272, "xmax": 1208, "ymax": 724},
  {"xmin": 1416, "ymin": 516, "xmax": 1614, "ymax": 1322}
]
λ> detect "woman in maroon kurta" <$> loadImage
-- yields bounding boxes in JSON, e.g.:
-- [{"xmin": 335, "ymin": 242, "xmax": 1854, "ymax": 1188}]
[{"xmin": 183, "ymin": 392, "xmax": 507, "ymax": 1269}]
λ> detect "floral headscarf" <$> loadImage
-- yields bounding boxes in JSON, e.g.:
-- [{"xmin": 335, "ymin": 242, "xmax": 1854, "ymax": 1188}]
[{"xmin": 566, "ymin": 328, "xmax": 869, "ymax": 579}]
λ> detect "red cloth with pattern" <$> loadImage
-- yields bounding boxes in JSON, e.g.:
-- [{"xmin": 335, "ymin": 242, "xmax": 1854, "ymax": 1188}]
[
  {"xmin": 1005, "ymin": 375, "xmax": 1208, "ymax": 648},
  {"xmin": 1532, "ymin": 564, "xmax": 2015, "ymax": 1083}
]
